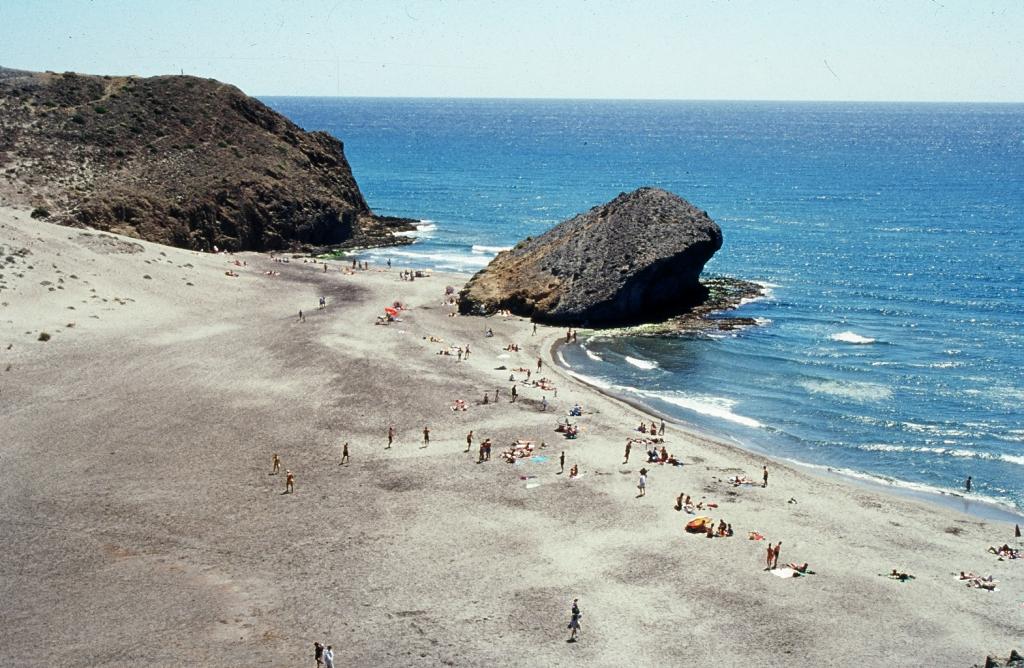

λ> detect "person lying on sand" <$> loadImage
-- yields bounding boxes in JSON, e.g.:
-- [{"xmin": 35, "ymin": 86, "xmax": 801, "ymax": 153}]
[
  {"xmin": 787, "ymin": 562, "xmax": 811, "ymax": 574},
  {"xmin": 885, "ymin": 569, "xmax": 914, "ymax": 582},
  {"xmin": 988, "ymin": 544, "xmax": 1021, "ymax": 559}
]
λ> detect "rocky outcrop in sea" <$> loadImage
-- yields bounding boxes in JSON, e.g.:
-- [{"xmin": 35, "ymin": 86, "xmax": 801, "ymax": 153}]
[{"xmin": 459, "ymin": 187, "xmax": 759, "ymax": 328}]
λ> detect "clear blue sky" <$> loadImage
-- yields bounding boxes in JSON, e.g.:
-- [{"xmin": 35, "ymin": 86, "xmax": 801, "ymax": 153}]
[{"xmin": 2, "ymin": 0, "xmax": 1022, "ymax": 101}]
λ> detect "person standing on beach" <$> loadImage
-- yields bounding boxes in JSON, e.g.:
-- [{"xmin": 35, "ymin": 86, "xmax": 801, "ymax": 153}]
[
  {"xmin": 271, "ymin": 453, "xmax": 281, "ymax": 475},
  {"xmin": 323, "ymin": 645, "xmax": 334, "ymax": 668},
  {"xmin": 537, "ymin": 357, "xmax": 543, "ymax": 372},
  {"xmin": 567, "ymin": 598, "xmax": 581, "ymax": 641},
  {"xmin": 541, "ymin": 396, "xmax": 548, "ymax": 412},
  {"xmin": 466, "ymin": 430, "xmax": 473, "ymax": 453},
  {"xmin": 298, "ymin": 309, "xmax": 305, "ymax": 322},
  {"xmin": 773, "ymin": 541, "xmax": 782, "ymax": 569},
  {"xmin": 763, "ymin": 465, "xmax": 769, "ymax": 488},
  {"xmin": 766, "ymin": 543, "xmax": 774, "ymax": 570},
  {"xmin": 659, "ymin": 419, "xmax": 665, "ymax": 436},
  {"xmin": 559, "ymin": 451, "xmax": 565, "ymax": 474},
  {"xmin": 422, "ymin": 426, "xmax": 430, "ymax": 447},
  {"xmin": 285, "ymin": 470, "xmax": 295, "ymax": 494},
  {"xmin": 510, "ymin": 385, "xmax": 518, "ymax": 403},
  {"xmin": 494, "ymin": 388, "xmax": 500, "ymax": 402},
  {"xmin": 340, "ymin": 442, "xmax": 349, "ymax": 465},
  {"xmin": 387, "ymin": 425, "xmax": 394, "ymax": 449},
  {"xmin": 623, "ymin": 441, "xmax": 631, "ymax": 464},
  {"xmin": 314, "ymin": 641, "xmax": 324, "ymax": 667},
  {"xmin": 533, "ymin": 323, "xmax": 537, "ymax": 336},
  {"xmin": 965, "ymin": 476, "xmax": 972, "ymax": 492},
  {"xmin": 637, "ymin": 469, "xmax": 647, "ymax": 497}
]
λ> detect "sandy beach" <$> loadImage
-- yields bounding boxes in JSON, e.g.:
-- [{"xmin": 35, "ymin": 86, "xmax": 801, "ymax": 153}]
[{"xmin": 1, "ymin": 207, "xmax": 1021, "ymax": 666}]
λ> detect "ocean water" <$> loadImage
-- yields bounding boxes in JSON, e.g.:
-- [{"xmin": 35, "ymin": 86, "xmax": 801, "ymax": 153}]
[{"xmin": 263, "ymin": 97, "xmax": 1024, "ymax": 514}]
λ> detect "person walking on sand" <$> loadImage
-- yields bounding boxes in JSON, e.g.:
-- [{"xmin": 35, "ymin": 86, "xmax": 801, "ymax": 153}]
[
  {"xmin": 298, "ymin": 309, "xmax": 305, "ymax": 322},
  {"xmin": 965, "ymin": 476, "xmax": 972, "ymax": 492},
  {"xmin": 323, "ymin": 645, "xmax": 334, "ymax": 668},
  {"xmin": 537, "ymin": 357, "xmax": 543, "ymax": 372},
  {"xmin": 511, "ymin": 385, "xmax": 518, "ymax": 403},
  {"xmin": 271, "ymin": 453, "xmax": 281, "ymax": 475},
  {"xmin": 533, "ymin": 323, "xmax": 537, "ymax": 336},
  {"xmin": 773, "ymin": 541, "xmax": 782, "ymax": 569},
  {"xmin": 285, "ymin": 470, "xmax": 294, "ymax": 494},
  {"xmin": 494, "ymin": 388, "xmax": 500, "ymax": 402},
  {"xmin": 567, "ymin": 598, "xmax": 581, "ymax": 641},
  {"xmin": 466, "ymin": 430, "xmax": 474, "ymax": 453},
  {"xmin": 559, "ymin": 451, "xmax": 565, "ymax": 474},
  {"xmin": 623, "ymin": 441, "xmax": 632, "ymax": 464},
  {"xmin": 340, "ymin": 442, "xmax": 349, "ymax": 465},
  {"xmin": 422, "ymin": 426, "xmax": 430, "ymax": 447},
  {"xmin": 314, "ymin": 641, "xmax": 324, "ymax": 667},
  {"xmin": 763, "ymin": 465, "xmax": 769, "ymax": 488},
  {"xmin": 659, "ymin": 419, "xmax": 665, "ymax": 436},
  {"xmin": 387, "ymin": 425, "xmax": 395, "ymax": 449},
  {"xmin": 541, "ymin": 396, "xmax": 548, "ymax": 412},
  {"xmin": 637, "ymin": 469, "xmax": 647, "ymax": 497}
]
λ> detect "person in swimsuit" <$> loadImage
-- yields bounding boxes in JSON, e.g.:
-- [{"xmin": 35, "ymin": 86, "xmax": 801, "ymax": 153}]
[
  {"xmin": 466, "ymin": 430, "xmax": 473, "ymax": 453},
  {"xmin": 271, "ymin": 453, "xmax": 280, "ymax": 475},
  {"xmin": 340, "ymin": 442, "xmax": 349, "ymax": 465},
  {"xmin": 387, "ymin": 425, "xmax": 394, "ymax": 449},
  {"xmin": 285, "ymin": 470, "xmax": 295, "ymax": 494}
]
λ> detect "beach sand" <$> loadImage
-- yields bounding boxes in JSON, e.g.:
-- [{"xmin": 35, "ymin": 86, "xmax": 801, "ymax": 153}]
[{"xmin": 1, "ymin": 207, "xmax": 1021, "ymax": 666}]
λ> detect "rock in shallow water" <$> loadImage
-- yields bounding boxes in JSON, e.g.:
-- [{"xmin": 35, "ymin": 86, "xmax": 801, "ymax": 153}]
[{"xmin": 459, "ymin": 187, "xmax": 723, "ymax": 326}]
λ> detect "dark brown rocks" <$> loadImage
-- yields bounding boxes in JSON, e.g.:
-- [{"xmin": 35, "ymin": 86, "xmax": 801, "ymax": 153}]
[{"xmin": 0, "ymin": 67, "xmax": 414, "ymax": 251}]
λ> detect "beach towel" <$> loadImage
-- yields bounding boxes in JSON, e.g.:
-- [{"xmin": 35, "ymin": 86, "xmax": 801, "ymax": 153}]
[
  {"xmin": 771, "ymin": 568, "xmax": 799, "ymax": 578},
  {"xmin": 685, "ymin": 517, "xmax": 712, "ymax": 533}
]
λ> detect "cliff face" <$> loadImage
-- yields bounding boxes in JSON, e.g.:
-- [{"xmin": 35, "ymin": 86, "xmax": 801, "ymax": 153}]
[
  {"xmin": 0, "ymin": 67, "xmax": 413, "ymax": 251},
  {"xmin": 459, "ymin": 187, "xmax": 724, "ymax": 326}
]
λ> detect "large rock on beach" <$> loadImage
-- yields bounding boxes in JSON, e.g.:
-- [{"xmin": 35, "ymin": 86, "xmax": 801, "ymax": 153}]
[
  {"xmin": 0, "ymin": 66, "xmax": 414, "ymax": 251},
  {"xmin": 459, "ymin": 187, "xmax": 723, "ymax": 326}
]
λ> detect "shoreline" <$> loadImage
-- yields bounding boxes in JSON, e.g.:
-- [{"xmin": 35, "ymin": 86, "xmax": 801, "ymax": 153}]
[{"xmin": 548, "ymin": 335, "xmax": 1024, "ymax": 526}]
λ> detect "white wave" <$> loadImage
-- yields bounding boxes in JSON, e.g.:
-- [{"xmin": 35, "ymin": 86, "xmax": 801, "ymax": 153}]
[
  {"xmin": 631, "ymin": 389, "xmax": 763, "ymax": 429},
  {"xmin": 624, "ymin": 356, "xmax": 659, "ymax": 370},
  {"xmin": 471, "ymin": 244, "xmax": 512, "ymax": 254},
  {"xmin": 799, "ymin": 379, "xmax": 893, "ymax": 402},
  {"xmin": 556, "ymin": 351, "xmax": 571, "ymax": 368},
  {"xmin": 754, "ymin": 317, "xmax": 773, "ymax": 326},
  {"xmin": 565, "ymin": 370, "xmax": 614, "ymax": 390},
  {"xmin": 830, "ymin": 331, "xmax": 876, "ymax": 344},
  {"xmin": 585, "ymin": 349, "xmax": 603, "ymax": 362},
  {"xmin": 369, "ymin": 248, "xmax": 491, "ymax": 270},
  {"xmin": 856, "ymin": 444, "xmax": 1024, "ymax": 467},
  {"xmin": 391, "ymin": 220, "xmax": 438, "ymax": 238}
]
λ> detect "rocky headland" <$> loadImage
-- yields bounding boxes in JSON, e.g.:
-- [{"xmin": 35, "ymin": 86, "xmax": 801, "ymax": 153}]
[
  {"xmin": 459, "ymin": 187, "xmax": 761, "ymax": 328},
  {"xmin": 0, "ymin": 66, "xmax": 415, "ymax": 251}
]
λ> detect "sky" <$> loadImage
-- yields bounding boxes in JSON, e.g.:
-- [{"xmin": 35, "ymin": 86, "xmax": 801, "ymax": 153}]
[{"xmin": 1, "ymin": 0, "xmax": 1022, "ymax": 102}]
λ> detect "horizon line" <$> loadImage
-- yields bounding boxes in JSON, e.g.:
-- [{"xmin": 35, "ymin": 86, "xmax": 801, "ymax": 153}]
[{"xmin": 255, "ymin": 93, "xmax": 1024, "ymax": 105}]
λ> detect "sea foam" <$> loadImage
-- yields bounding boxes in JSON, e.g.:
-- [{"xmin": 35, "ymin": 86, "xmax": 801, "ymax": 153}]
[
  {"xmin": 830, "ymin": 331, "xmax": 876, "ymax": 344},
  {"xmin": 624, "ymin": 356, "xmax": 659, "ymax": 370}
]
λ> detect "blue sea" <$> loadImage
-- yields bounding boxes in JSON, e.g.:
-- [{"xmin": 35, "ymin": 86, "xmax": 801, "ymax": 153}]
[{"xmin": 263, "ymin": 97, "xmax": 1024, "ymax": 516}]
